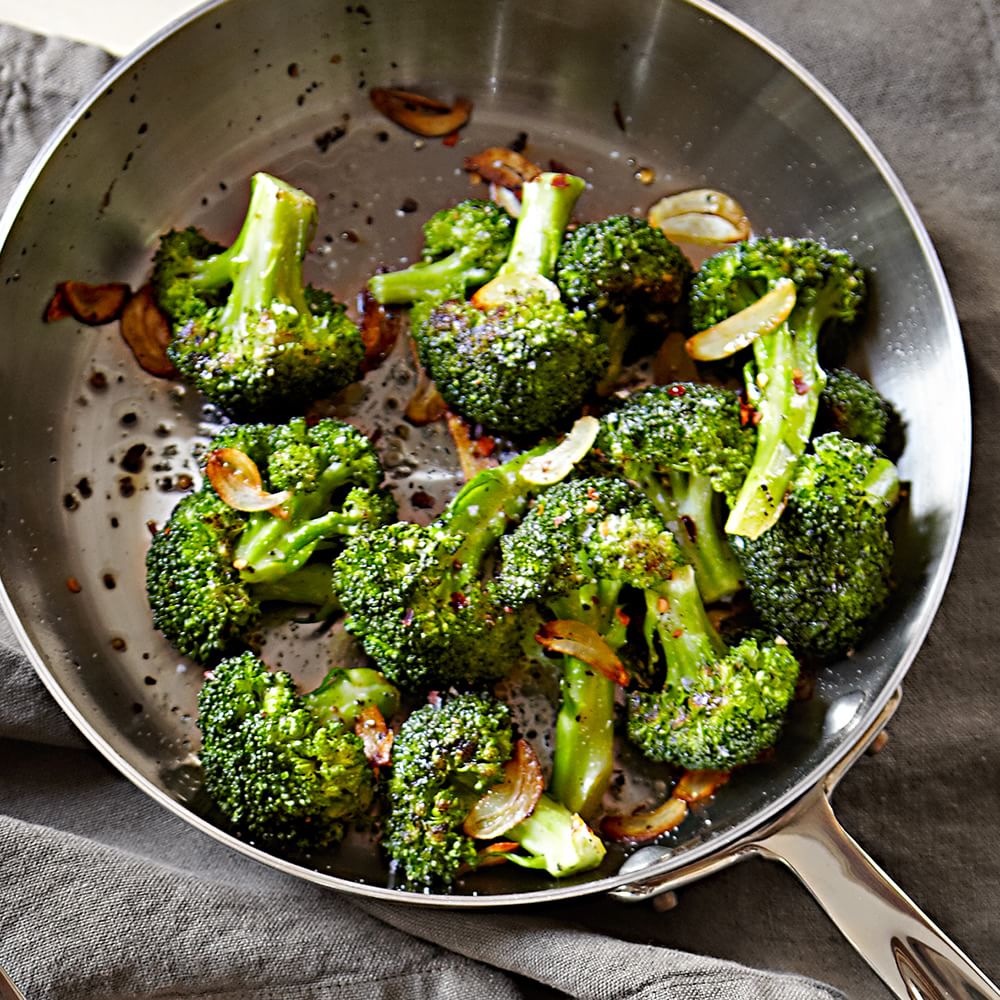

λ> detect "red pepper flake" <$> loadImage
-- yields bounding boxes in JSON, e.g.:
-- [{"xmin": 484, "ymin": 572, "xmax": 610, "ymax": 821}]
[
  {"xmin": 550, "ymin": 173, "xmax": 569, "ymax": 188},
  {"xmin": 146, "ymin": 520, "xmax": 159, "ymax": 536},
  {"xmin": 739, "ymin": 397, "xmax": 759, "ymax": 427},
  {"xmin": 586, "ymin": 484, "xmax": 600, "ymax": 500},
  {"xmin": 615, "ymin": 607, "xmax": 631, "ymax": 627},
  {"xmin": 473, "ymin": 435, "xmax": 496, "ymax": 458},
  {"xmin": 793, "ymin": 376, "xmax": 810, "ymax": 395},
  {"xmin": 657, "ymin": 597, "xmax": 670, "ymax": 614},
  {"xmin": 66, "ymin": 577, "xmax": 82, "ymax": 593},
  {"xmin": 450, "ymin": 592, "xmax": 470, "ymax": 610},
  {"xmin": 667, "ymin": 384, "xmax": 687, "ymax": 397},
  {"xmin": 442, "ymin": 130, "xmax": 460, "ymax": 147},
  {"xmin": 672, "ymin": 628, "xmax": 684, "ymax": 639}
]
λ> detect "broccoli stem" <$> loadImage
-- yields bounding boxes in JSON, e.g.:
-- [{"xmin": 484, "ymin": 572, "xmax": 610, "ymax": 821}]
[
  {"xmin": 368, "ymin": 254, "xmax": 469, "ymax": 306},
  {"xmin": 212, "ymin": 172, "xmax": 317, "ymax": 330},
  {"xmin": 249, "ymin": 562, "xmax": 336, "ymax": 608},
  {"xmin": 496, "ymin": 173, "xmax": 586, "ymax": 283},
  {"xmin": 442, "ymin": 439, "xmax": 578, "ymax": 575},
  {"xmin": 595, "ymin": 315, "xmax": 631, "ymax": 395},
  {"xmin": 502, "ymin": 792, "xmax": 607, "ymax": 878},
  {"xmin": 236, "ymin": 462, "xmax": 365, "ymax": 583},
  {"xmin": 548, "ymin": 581, "xmax": 624, "ymax": 818},
  {"xmin": 620, "ymin": 459, "xmax": 742, "ymax": 604},
  {"xmin": 667, "ymin": 470, "xmax": 744, "ymax": 604},
  {"xmin": 726, "ymin": 308, "xmax": 826, "ymax": 540},
  {"xmin": 645, "ymin": 565, "xmax": 727, "ymax": 684},
  {"xmin": 305, "ymin": 666, "xmax": 400, "ymax": 726}
]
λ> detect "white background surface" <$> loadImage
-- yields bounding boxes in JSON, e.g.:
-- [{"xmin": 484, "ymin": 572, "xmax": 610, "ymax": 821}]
[{"xmin": 0, "ymin": 0, "xmax": 203, "ymax": 53}]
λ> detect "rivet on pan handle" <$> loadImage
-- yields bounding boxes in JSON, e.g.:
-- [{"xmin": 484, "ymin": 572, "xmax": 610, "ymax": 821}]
[{"xmin": 613, "ymin": 689, "xmax": 1000, "ymax": 1000}]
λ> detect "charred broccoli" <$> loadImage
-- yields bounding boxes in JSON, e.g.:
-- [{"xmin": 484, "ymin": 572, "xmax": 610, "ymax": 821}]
[
  {"xmin": 732, "ymin": 432, "xmax": 900, "ymax": 658},
  {"xmin": 368, "ymin": 199, "xmax": 515, "ymax": 306},
  {"xmin": 154, "ymin": 172, "xmax": 363, "ymax": 420},
  {"xmin": 146, "ymin": 417, "xmax": 394, "ymax": 663},
  {"xmin": 384, "ymin": 693, "xmax": 605, "ymax": 887},
  {"xmin": 197, "ymin": 651, "xmax": 399, "ymax": 849},
  {"xmin": 817, "ymin": 367, "xmax": 902, "ymax": 458},
  {"xmin": 333, "ymin": 426, "xmax": 592, "ymax": 691},
  {"xmin": 556, "ymin": 214, "xmax": 690, "ymax": 392},
  {"xmin": 498, "ymin": 478, "xmax": 682, "ymax": 816},
  {"xmin": 689, "ymin": 237, "xmax": 866, "ymax": 538},
  {"xmin": 415, "ymin": 172, "xmax": 606, "ymax": 435},
  {"xmin": 592, "ymin": 383, "xmax": 754, "ymax": 603}
]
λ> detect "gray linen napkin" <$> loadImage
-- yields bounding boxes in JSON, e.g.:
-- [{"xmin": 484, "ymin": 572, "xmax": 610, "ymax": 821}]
[{"xmin": 1, "ymin": 0, "xmax": 998, "ymax": 996}]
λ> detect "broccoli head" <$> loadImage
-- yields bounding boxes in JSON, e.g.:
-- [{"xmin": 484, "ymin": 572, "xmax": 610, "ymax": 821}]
[
  {"xmin": 197, "ymin": 652, "xmax": 398, "ymax": 849},
  {"xmin": 415, "ymin": 172, "xmax": 607, "ymax": 436},
  {"xmin": 593, "ymin": 383, "xmax": 754, "ymax": 603},
  {"xmin": 817, "ymin": 367, "xmax": 902, "ymax": 458},
  {"xmin": 498, "ymin": 477, "xmax": 684, "ymax": 816},
  {"xmin": 556, "ymin": 214, "xmax": 691, "ymax": 392},
  {"xmin": 368, "ymin": 199, "xmax": 515, "ymax": 305},
  {"xmin": 385, "ymin": 693, "xmax": 606, "ymax": 887},
  {"xmin": 732, "ymin": 432, "xmax": 900, "ymax": 658},
  {"xmin": 154, "ymin": 172, "xmax": 363, "ymax": 420},
  {"xmin": 689, "ymin": 237, "xmax": 866, "ymax": 539},
  {"xmin": 334, "ymin": 432, "xmax": 590, "ymax": 691},
  {"xmin": 146, "ymin": 417, "xmax": 394, "ymax": 663}
]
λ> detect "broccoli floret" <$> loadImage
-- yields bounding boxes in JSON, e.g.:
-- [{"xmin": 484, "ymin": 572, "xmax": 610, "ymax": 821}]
[
  {"xmin": 556, "ymin": 214, "xmax": 691, "ymax": 392},
  {"xmin": 415, "ymin": 172, "xmax": 607, "ymax": 436},
  {"xmin": 385, "ymin": 693, "xmax": 606, "ymax": 887},
  {"xmin": 498, "ymin": 478, "xmax": 684, "ymax": 816},
  {"xmin": 689, "ymin": 237, "xmax": 866, "ymax": 539},
  {"xmin": 732, "ymin": 432, "xmax": 900, "ymax": 658},
  {"xmin": 817, "ymin": 367, "xmax": 902, "ymax": 458},
  {"xmin": 593, "ymin": 383, "xmax": 754, "ymax": 603},
  {"xmin": 197, "ymin": 652, "xmax": 399, "ymax": 849},
  {"xmin": 146, "ymin": 417, "xmax": 394, "ymax": 663},
  {"xmin": 334, "ymin": 433, "xmax": 588, "ymax": 690},
  {"xmin": 154, "ymin": 172, "xmax": 363, "ymax": 420},
  {"xmin": 368, "ymin": 199, "xmax": 515, "ymax": 305}
]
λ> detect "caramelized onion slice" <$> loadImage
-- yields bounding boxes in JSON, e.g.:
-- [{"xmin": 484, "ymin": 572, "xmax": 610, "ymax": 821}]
[
  {"xmin": 473, "ymin": 841, "xmax": 521, "ymax": 869},
  {"xmin": 601, "ymin": 795, "xmax": 689, "ymax": 844},
  {"xmin": 359, "ymin": 290, "xmax": 402, "ymax": 373},
  {"xmin": 520, "ymin": 415, "xmax": 599, "ymax": 486},
  {"xmin": 464, "ymin": 146, "xmax": 542, "ymax": 190},
  {"xmin": 446, "ymin": 412, "xmax": 498, "ymax": 481},
  {"xmin": 206, "ymin": 448, "xmax": 291, "ymax": 515},
  {"xmin": 355, "ymin": 705, "xmax": 393, "ymax": 769},
  {"xmin": 45, "ymin": 280, "xmax": 131, "ymax": 326},
  {"xmin": 370, "ymin": 88, "xmax": 472, "ymax": 137},
  {"xmin": 464, "ymin": 739, "xmax": 544, "ymax": 840},
  {"xmin": 488, "ymin": 183, "xmax": 522, "ymax": 218},
  {"xmin": 648, "ymin": 188, "xmax": 751, "ymax": 246},
  {"xmin": 405, "ymin": 366, "xmax": 448, "ymax": 425},
  {"xmin": 686, "ymin": 278, "xmax": 796, "ymax": 361},
  {"xmin": 535, "ymin": 620, "xmax": 629, "ymax": 686},
  {"xmin": 674, "ymin": 768, "xmax": 730, "ymax": 803},
  {"xmin": 119, "ymin": 285, "xmax": 178, "ymax": 378}
]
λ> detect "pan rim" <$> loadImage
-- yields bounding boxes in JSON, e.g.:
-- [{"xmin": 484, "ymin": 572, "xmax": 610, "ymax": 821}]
[{"xmin": 0, "ymin": 0, "xmax": 971, "ymax": 905}]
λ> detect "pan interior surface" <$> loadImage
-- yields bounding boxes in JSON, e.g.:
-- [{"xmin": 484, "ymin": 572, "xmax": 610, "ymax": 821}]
[{"xmin": 0, "ymin": 0, "xmax": 967, "ymax": 902}]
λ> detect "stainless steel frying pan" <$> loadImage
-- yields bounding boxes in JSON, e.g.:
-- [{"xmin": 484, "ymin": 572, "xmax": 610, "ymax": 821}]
[{"xmin": 0, "ymin": 1, "xmax": 991, "ymax": 996}]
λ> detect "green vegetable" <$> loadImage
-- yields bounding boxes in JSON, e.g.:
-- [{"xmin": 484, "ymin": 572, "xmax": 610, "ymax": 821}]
[
  {"xmin": 689, "ymin": 237, "xmax": 866, "ymax": 538},
  {"xmin": 146, "ymin": 417, "xmax": 394, "ymax": 663},
  {"xmin": 385, "ymin": 693, "xmax": 605, "ymax": 887},
  {"xmin": 154, "ymin": 172, "xmax": 363, "ymax": 420},
  {"xmin": 197, "ymin": 651, "xmax": 399, "ymax": 849},
  {"xmin": 733, "ymin": 432, "xmax": 899, "ymax": 658}
]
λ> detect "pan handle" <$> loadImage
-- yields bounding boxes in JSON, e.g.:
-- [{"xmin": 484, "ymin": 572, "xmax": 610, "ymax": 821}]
[{"xmin": 746, "ymin": 774, "xmax": 1000, "ymax": 999}]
